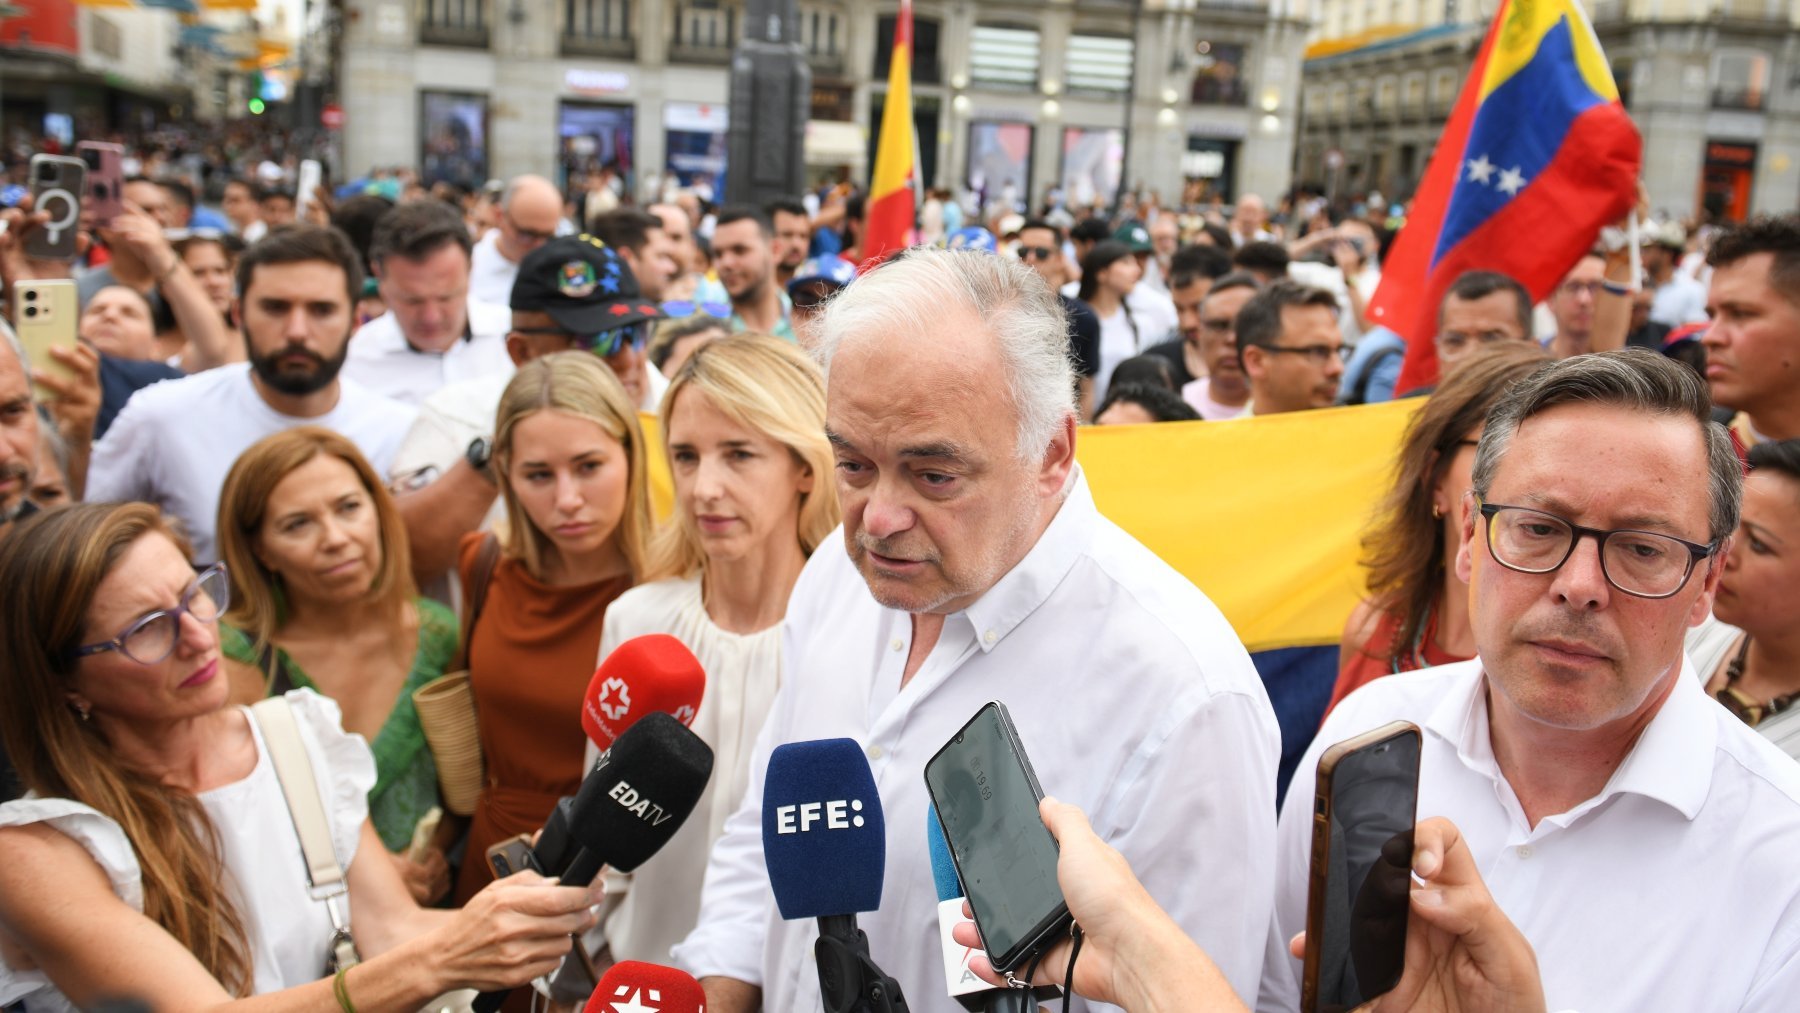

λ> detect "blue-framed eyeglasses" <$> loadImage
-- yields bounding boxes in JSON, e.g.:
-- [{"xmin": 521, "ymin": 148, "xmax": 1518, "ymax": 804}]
[{"xmin": 72, "ymin": 564, "xmax": 231, "ymax": 666}]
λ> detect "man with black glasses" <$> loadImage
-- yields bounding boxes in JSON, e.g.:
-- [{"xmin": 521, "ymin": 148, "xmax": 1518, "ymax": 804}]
[
  {"xmin": 469, "ymin": 174, "xmax": 564, "ymax": 305},
  {"xmin": 1234, "ymin": 279, "xmax": 1346, "ymax": 416},
  {"xmin": 1260, "ymin": 350, "xmax": 1800, "ymax": 1012},
  {"xmin": 1016, "ymin": 218, "xmax": 1101, "ymax": 418}
]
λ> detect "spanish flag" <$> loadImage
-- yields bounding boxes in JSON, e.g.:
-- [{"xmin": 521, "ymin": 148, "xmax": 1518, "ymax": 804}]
[
  {"xmin": 1371, "ymin": 0, "xmax": 1640, "ymax": 393},
  {"xmin": 862, "ymin": 0, "xmax": 916, "ymax": 266}
]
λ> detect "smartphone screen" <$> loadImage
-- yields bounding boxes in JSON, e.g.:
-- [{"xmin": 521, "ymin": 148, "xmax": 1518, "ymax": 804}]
[
  {"xmin": 1305, "ymin": 722, "xmax": 1421, "ymax": 1013},
  {"xmin": 924, "ymin": 702, "xmax": 1069, "ymax": 972}
]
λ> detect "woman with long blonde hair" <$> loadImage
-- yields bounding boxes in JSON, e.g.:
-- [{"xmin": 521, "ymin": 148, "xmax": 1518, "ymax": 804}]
[
  {"xmin": 216, "ymin": 426, "xmax": 459, "ymax": 902},
  {"xmin": 453, "ymin": 351, "xmax": 655, "ymax": 905},
  {"xmin": 591, "ymin": 333, "xmax": 838, "ymax": 967},
  {"xmin": 0, "ymin": 503, "xmax": 597, "ymax": 1010}
]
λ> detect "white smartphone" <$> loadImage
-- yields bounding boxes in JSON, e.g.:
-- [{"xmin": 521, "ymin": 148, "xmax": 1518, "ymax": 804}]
[{"xmin": 295, "ymin": 159, "xmax": 323, "ymax": 221}]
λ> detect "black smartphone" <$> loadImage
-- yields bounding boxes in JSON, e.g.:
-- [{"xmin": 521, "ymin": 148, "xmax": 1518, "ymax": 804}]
[
  {"xmin": 1301, "ymin": 720, "xmax": 1422, "ymax": 1013},
  {"xmin": 25, "ymin": 154, "xmax": 84, "ymax": 261},
  {"xmin": 924, "ymin": 701, "xmax": 1071, "ymax": 976}
]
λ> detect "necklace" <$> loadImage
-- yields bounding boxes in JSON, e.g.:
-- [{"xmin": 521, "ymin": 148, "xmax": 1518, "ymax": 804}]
[{"xmin": 1715, "ymin": 635, "xmax": 1800, "ymax": 727}]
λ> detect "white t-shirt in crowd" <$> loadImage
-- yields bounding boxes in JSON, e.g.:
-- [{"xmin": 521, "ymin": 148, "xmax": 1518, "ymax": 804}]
[
  {"xmin": 1258, "ymin": 658, "xmax": 1800, "ymax": 1013},
  {"xmin": 342, "ymin": 298, "xmax": 513, "ymax": 407},
  {"xmin": 0, "ymin": 691, "xmax": 375, "ymax": 1009},
  {"xmin": 1650, "ymin": 274, "xmax": 1709, "ymax": 329},
  {"xmin": 86, "ymin": 363, "xmax": 417, "ymax": 563},
  {"xmin": 1094, "ymin": 303, "xmax": 1143, "ymax": 407},
  {"xmin": 468, "ymin": 230, "xmax": 520, "ymax": 307},
  {"xmin": 1181, "ymin": 377, "xmax": 1251, "ymax": 421}
]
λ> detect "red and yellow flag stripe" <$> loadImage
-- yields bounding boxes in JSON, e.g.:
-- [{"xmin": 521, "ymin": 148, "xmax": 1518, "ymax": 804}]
[{"xmin": 862, "ymin": 0, "xmax": 915, "ymax": 266}]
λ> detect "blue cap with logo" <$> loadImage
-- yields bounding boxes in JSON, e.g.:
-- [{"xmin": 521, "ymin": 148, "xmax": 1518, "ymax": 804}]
[
  {"xmin": 947, "ymin": 227, "xmax": 998, "ymax": 254},
  {"xmin": 787, "ymin": 254, "xmax": 858, "ymax": 295}
]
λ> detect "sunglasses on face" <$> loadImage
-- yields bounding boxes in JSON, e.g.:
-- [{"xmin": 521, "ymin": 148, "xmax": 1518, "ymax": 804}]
[{"xmin": 511, "ymin": 321, "xmax": 650, "ymax": 357}]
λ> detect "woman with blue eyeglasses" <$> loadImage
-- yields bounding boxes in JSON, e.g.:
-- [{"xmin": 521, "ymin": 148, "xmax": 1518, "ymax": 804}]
[{"xmin": 0, "ymin": 502, "xmax": 597, "ymax": 1011}]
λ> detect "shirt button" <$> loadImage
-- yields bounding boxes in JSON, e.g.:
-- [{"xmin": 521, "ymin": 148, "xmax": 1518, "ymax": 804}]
[
  {"xmin": 891, "ymin": 638, "xmax": 904, "ymax": 652},
  {"xmin": 1516, "ymin": 845, "xmax": 1533, "ymax": 859},
  {"xmin": 867, "ymin": 745, "xmax": 884, "ymax": 761},
  {"xmin": 983, "ymin": 630, "xmax": 997, "ymax": 645}
]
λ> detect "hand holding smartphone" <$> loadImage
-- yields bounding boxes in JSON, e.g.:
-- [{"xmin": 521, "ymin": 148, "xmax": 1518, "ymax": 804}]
[
  {"xmin": 25, "ymin": 155, "xmax": 84, "ymax": 261},
  {"xmin": 13, "ymin": 280, "xmax": 80, "ymax": 397},
  {"xmin": 1301, "ymin": 721, "xmax": 1422, "ymax": 1013},
  {"xmin": 924, "ymin": 701, "xmax": 1072, "ymax": 977}
]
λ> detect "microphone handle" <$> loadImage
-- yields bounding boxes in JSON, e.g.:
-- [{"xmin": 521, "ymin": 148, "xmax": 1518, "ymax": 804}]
[
  {"xmin": 814, "ymin": 914, "xmax": 910, "ymax": 1013},
  {"xmin": 470, "ymin": 847, "xmax": 608, "ymax": 1013},
  {"xmin": 982, "ymin": 989, "xmax": 1042, "ymax": 1013}
]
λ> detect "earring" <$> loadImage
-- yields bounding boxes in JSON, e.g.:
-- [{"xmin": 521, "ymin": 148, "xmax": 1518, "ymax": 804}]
[
  {"xmin": 1432, "ymin": 503, "xmax": 1443, "ymax": 519},
  {"xmin": 69, "ymin": 698, "xmax": 91, "ymax": 722}
]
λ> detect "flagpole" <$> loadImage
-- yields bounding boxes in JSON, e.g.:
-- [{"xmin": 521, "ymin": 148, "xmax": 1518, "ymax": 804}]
[{"xmin": 1627, "ymin": 213, "xmax": 1642, "ymax": 291}]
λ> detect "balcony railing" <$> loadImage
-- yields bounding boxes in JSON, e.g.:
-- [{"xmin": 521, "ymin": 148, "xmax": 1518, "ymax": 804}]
[
  {"xmin": 1712, "ymin": 86, "xmax": 1767, "ymax": 110},
  {"xmin": 419, "ymin": 22, "xmax": 490, "ymax": 47},
  {"xmin": 562, "ymin": 33, "xmax": 636, "ymax": 58}
]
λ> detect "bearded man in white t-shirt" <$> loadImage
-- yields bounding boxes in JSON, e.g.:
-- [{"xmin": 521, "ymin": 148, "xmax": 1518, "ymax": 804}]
[{"xmin": 86, "ymin": 225, "xmax": 417, "ymax": 563}]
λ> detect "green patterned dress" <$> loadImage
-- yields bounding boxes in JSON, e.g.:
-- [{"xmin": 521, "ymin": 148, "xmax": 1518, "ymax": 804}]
[{"xmin": 222, "ymin": 598, "xmax": 458, "ymax": 851}]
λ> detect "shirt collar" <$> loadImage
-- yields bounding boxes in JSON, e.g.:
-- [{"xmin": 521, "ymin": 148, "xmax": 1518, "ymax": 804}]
[
  {"xmin": 1426, "ymin": 656, "xmax": 1717, "ymax": 821},
  {"xmin": 959, "ymin": 468, "xmax": 1097, "ymax": 654}
]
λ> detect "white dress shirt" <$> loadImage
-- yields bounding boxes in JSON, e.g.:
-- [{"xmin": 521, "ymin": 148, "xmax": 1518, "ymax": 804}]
[
  {"xmin": 674, "ymin": 470, "xmax": 1281, "ymax": 1010},
  {"xmin": 343, "ymin": 298, "xmax": 513, "ymax": 406},
  {"xmin": 1258, "ymin": 659, "xmax": 1800, "ymax": 1013},
  {"xmin": 469, "ymin": 229, "xmax": 521, "ymax": 307}
]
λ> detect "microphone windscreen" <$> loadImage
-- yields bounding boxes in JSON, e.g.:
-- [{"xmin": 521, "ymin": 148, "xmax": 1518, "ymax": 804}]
[
  {"xmin": 570, "ymin": 711, "xmax": 714, "ymax": 872},
  {"xmin": 583, "ymin": 634, "xmax": 707, "ymax": 751},
  {"xmin": 582, "ymin": 961, "xmax": 706, "ymax": 1013},
  {"xmin": 762, "ymin": 738, "xmax": 885, "ymax": 920},
  {"xmin": 926, "ymin": 803, "xmax": 964, "ymax": 902}
]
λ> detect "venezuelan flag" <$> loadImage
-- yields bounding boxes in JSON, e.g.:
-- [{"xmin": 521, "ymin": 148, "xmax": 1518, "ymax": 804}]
[
  {"xmin": 862, "ymin": 0, "xmax": 916, "ymax": 266},
  {"xmin": 1370, "ymin": 0, "xmax": 1640, "ymax": 393}
]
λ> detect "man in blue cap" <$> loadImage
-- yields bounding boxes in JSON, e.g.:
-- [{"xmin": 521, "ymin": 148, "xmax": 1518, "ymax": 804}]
[{"xmin": 786, "ymin": 254, "xmax": 857, "ymax": 345}]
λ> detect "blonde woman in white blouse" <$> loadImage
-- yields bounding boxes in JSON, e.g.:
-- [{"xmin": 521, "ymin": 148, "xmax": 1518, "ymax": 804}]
[{"xmin": 589, "ymin": 333, "xmax": 839, "ymax": 968}]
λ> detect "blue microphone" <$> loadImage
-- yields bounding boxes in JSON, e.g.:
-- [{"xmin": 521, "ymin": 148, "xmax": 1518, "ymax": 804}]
[
  {"xmin": 763, "ymin": 739, "xmax": 908, "ymax": 1013},
  {"xmin": 927, "ymin": 806, "xmax": 1060, "ymax": 1013}
]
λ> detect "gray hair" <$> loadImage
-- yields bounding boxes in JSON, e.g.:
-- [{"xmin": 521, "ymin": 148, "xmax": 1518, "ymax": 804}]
[
  {"xmin": 1471, "ymin": 349, "xmax": 1742, "ymax": 543},
  {"xmin": 812, "ymin": 247, "xmax": 1077, "ymax": 462}
]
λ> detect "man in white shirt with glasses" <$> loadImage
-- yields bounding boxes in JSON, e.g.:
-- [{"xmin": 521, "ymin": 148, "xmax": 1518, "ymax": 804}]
[{"xmin": 1261, "ymin": 349, "xmax": 1800, "ymax": 1012}]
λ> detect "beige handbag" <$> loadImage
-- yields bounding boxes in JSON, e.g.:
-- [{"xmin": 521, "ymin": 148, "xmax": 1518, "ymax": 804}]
[{"xmin": 412, "ymin": 534, "xmax": 501, "ymax": 817}]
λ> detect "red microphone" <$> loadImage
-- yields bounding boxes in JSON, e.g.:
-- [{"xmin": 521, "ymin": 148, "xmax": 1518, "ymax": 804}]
[
  {"xmin": 582, "ymin": 634, "xmax": 706, "ymax": 751},
  {"xmin": 582, "ymin": 961, "xmax": 706, "ymax": 1013}
]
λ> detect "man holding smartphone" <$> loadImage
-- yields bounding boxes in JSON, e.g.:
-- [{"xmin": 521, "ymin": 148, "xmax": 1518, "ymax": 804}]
[
  {"xmin": 675, "ymin": 248, "xmax": 1281, "ymax": 1011},
  {"xmin": 1260, "ymin": 350, "xmax": 1800, "ymax": 1011}
]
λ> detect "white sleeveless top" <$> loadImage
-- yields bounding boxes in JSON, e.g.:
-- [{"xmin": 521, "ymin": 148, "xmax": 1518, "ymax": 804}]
[
  {"xmin": 0, "ymin": 690, "xmax": 375, "ymax": 1010},
  {"xmin": 588, "ymin": 576, "xmax": 785, "ymax": 966}
]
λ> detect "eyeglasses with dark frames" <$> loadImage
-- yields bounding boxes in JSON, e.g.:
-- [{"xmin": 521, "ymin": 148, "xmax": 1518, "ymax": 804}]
[
  {"xmin": 1015, "ymin": 246, "xmax": 1058, "ymax": 261},
  {"xmin": 72, "ymin": 563, "xmax": 231, "ymax": 666},
  {"xmin": 1476, "ymin": 499, "xmax": 1716, "ymax": 599}
]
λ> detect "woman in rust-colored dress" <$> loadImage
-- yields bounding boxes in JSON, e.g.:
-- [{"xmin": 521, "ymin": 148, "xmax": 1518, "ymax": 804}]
[{"xmin": 453, "ymin": 352, "xmax": 655, "ymax": 906}]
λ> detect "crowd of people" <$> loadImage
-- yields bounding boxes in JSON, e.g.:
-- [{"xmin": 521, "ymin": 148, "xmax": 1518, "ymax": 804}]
[{"xmin": 0, "ymin": 134, "xmax": 1797, "ymax": 1013}]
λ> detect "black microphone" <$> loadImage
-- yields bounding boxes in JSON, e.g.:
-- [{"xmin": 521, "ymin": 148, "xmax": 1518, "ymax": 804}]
[
  {"xmin": 471, "ymin": 711, "xmax": 714, "ymax": 1013},
  {"xmin": 763, "ymin": 738, "xmax": 908, "ymax": 1013}
]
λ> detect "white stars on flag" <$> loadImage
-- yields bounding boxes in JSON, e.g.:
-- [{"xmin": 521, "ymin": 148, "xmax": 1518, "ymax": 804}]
[{"xmin": 1463, "ymin": 153, "xmax": 1528, "ymax": 197}]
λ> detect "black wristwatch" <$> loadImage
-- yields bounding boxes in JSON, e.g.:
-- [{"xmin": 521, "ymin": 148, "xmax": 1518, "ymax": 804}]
[{"xmin": 465, "ymin": 436, "xmax": 495, "ymax": 484}]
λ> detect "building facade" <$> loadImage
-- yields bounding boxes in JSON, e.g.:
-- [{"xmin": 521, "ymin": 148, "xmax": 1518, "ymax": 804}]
[
  {"xmin": 1296, "ymin": 0, "xmax": 1800, "ymax": 221},
  {"xmin": 336, "ymin": 0, "xmax": 1309, "ymax": 207}
]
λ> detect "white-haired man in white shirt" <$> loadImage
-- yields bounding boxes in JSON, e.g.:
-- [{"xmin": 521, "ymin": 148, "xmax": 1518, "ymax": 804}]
[{"xmin": 675, "ymin": 247, "xmax": 1281, "ymax": 1012}]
